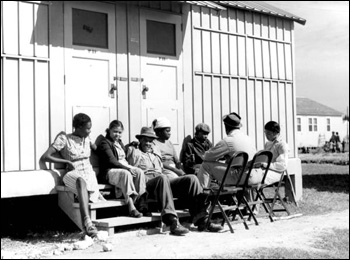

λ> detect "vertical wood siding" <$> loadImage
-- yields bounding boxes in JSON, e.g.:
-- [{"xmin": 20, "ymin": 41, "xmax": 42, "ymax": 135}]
[
  {"xmin": 190, "ymin": 6, "xmax": 296, "ymax": 157},
  {"xmin": 1, "ymin": 1, "xmax": 50, "ymax": 172}
]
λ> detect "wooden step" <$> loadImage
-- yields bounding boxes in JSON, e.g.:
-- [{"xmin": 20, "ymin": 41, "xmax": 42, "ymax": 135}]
[
  {"xmin": 72, "ymin": 199, "xmax": 125, "ymax": 209},
  {"xmin": 56, "ymin": 184, "xmax": 113, "ymax": 192},
  {"xmin": 93, "ymin": 210, "xmax": 190, "ymax": 235}
]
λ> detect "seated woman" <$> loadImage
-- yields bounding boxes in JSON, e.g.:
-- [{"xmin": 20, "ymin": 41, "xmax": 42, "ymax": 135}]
[
  {"xmin": 40, "ymin": 113, "xmax": 105, "ymax": 237},
  {"xmin": 261, "ymin": 121, "xmax": 289, "ymax": 185},
  {"xmin": 97, "ymin": 120, "xmax": 146, "ymax": 218},
  {"xmin": 152, "ymin": 117, "xmax": 186, "ymax": 179}
]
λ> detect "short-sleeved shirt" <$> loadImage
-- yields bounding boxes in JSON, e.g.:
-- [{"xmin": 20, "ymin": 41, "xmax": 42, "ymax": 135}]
[
  {"xmin": 153, "ymin": 139, "xmax": 179, "ymax": 167},
  {"xmin": 264, "ymin": 136, "xmax": 289, "ymax": 172}
]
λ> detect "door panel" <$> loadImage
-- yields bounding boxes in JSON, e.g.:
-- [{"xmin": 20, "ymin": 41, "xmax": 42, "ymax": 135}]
[
  {"xmin": 64, "ymin": 1, "xmax": 116, "ymax": 143},
  {"xmin": 140, "ymin": 10, "xmax": 183, "ymax": 149}
]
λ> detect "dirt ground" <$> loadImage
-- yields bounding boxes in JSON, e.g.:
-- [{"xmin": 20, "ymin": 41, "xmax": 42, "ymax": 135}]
[{"xmin": 3, "ymin": 209, "xmax": 348, "ymax": 259}]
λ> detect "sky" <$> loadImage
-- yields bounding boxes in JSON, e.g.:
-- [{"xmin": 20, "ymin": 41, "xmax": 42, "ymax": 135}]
[{"xmin": 266, "ymin": 1, "xmax": 349, "ymax": 114}]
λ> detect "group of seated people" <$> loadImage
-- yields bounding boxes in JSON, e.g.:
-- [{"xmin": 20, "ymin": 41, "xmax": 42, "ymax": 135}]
[{"xmin": 40, "ymin": 112, "xmax": 289, "ymax": 238}]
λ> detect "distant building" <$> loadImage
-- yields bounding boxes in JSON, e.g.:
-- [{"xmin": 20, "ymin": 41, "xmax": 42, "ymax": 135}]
[{"xmin": 296, "ymin": 97, "xmax": 345, "ymax": 150}]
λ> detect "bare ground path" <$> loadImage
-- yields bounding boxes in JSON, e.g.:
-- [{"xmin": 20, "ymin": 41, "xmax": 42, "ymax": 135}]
[{"xmin": 41, "ymin": 209, "xmax": 349, "ymax": 259}]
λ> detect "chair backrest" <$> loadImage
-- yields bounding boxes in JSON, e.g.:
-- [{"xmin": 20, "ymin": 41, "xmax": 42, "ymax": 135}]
[
  {"xmin": 246, "ymin": 150, "xmax": 273, "ymax": 186},
  {"xmin": 217, "ymin": 151, "xmax": 249, "ymax": 191}
]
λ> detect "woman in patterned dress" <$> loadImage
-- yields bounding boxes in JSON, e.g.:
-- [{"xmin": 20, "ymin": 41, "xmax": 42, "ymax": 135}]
[{"xmin": 40, "ymin": 113, "xmax": 104, "ymax": 237}]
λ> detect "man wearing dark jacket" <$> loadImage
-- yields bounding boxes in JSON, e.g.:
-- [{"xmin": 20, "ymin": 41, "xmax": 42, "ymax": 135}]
[{"xmin": 183, "ymin": 123, "xmax": 213, "ymax": 175}]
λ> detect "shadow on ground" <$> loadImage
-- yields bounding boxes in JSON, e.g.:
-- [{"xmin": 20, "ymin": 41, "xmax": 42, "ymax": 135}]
[{"xmin": 302, "ymin": 174, "xmax": 349, "ymax": 193}]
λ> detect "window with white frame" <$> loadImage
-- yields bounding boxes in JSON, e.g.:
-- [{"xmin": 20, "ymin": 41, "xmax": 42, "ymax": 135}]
[
  {"xmin": 297, "ymin": 118, "xmax": 301, "ymax": 131},
  {"xmin": 308, "ymin": 118, "xmax": 313, "ymax": 131},
  {"xmin": 327, "ymin": 118, "xmax": 331, "ymax": 131},
  {"xmin": 313, "ymin": 118, "xmax": 318, "ymax": 131}
]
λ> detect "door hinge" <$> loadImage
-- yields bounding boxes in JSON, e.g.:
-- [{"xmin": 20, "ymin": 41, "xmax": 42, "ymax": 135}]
[{"xmin": 64, "ymin": 75, "xmax": 66, "ymax": 85}]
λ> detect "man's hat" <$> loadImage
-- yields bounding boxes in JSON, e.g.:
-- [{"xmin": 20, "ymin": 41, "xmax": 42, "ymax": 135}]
[
  {"xmin": 223, "ymin": 112, "xmax": 242, "ymax": 128},
  {"xmin": 136, "ymin": 127, "xmax": 158, "ymax": 140},
  {"xmin": 195, "ymin": 123, "xmax": 211, "ymax": 133}
]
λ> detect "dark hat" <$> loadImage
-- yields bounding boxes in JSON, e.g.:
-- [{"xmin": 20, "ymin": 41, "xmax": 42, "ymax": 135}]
[
  {"xmin": 136, "ymin": 127, "xmax": 158, "ymax": 140},
  {"xmin": 195, "ymin": 123, "xmax": 211, "ymax": 133},
  {"xmin": 223, "ymin": 112, "xmax": 242, "ymax": 128}
]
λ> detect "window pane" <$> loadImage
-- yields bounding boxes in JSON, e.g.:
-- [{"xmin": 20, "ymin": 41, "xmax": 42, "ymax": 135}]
[
  {"xmin": 73, "ymin": 9, "xmax": 108, "ymax": 49},
  {"xmin": 309, "ymin": 125, "xmax": 312, "ymax": 131},
  {"xmin": 147, "ymin": 20, "xmax": 176, "ymax": 56}
]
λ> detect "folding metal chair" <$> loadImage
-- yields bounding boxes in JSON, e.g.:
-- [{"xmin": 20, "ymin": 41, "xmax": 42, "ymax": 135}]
[
  {"xmin": 245, "ymin": 150, "xmax": 274, "ymax": 223},
  {"xmin": 259, "ymin": 169, "xmax": 299, "ymax": 219},
  {"xmin": 205, "ymin": 151, "xmax": 249, "ymax": 233}
]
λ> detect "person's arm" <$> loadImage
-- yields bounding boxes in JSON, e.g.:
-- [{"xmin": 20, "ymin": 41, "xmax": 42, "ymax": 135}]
[
  {"xmin": 183, "ymin": 143, "xmax": 195, "ymax": 169},
  {"xmin": 98, "ymin": 139, "xmax": 139, "ymax": 176},
  {"xmin": 263, "ymin": 142, "xmax": 289, "ymax": 172},
  {"xmin": 203, "ymin": 140, "xmax": 230, "ymax": 162},
  {"xmin": 40, "ymin": 146, "xmax": 74, "ymax": 169},
  {"xmin": 163, "ymin": 163, "xmax": 185, "ymax": 176}
]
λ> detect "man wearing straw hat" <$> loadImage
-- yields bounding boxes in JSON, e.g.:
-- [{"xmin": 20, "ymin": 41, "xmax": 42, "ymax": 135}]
[{"xmin": 126, "ymin": 127, "xmax": 223, "ymax": 235}]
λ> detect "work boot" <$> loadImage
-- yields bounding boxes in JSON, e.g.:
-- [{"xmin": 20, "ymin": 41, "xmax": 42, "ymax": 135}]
[
  {"xmin": 197, "ymin": 218, "xmax": 224, "ymax": 232},
  {"xmin": 169, "ymin": 218, "xmax": 189, "ymax": 236}
]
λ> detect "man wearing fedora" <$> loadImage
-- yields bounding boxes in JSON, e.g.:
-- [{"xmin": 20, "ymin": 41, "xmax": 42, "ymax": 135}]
[
  {"xmin": 197, "ymin": 112, "xmax": 263, "ymax": 188},
  {"xmin": 126, "ymin": 127, "xmax": 223, "ymax": 235},
  {"xmin": 183, "ymin": 123, "xmax": 213, "ymax": 175}
]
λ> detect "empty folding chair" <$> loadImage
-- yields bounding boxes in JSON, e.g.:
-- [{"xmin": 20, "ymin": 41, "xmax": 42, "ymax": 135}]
[{"xmin": 205, "ymin": 151, "xmax": 249, "ymax": 233}]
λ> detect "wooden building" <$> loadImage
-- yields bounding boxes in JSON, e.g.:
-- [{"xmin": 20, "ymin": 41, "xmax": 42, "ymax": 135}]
[
  {"xmin": 296, "ymin": 97, "xmax": 346, "ymax": 150},
  {"xmin": 1, "ymin": 1, "xmax": 306, "ymax": 200}
]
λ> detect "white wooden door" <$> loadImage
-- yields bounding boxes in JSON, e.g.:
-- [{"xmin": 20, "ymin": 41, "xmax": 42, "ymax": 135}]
[
  {"xmin": 140, "ymin": 10, "xmax": 183, "ymax": 151},
  {"xmin": 64, "ymin": 1, "xmax": 116, "ymax": 143}
]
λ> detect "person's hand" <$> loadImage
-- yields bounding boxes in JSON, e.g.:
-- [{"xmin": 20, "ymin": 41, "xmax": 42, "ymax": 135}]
[
  {"xmin": 261, "ymin": 162, "xmax": 268, "ymax": 168},
  {"xmin": 129, "ymin": 167, "xmax": 139, "ymax": 177},
  {"xmin": 176, "ymin": 169, "xmax": 186, "ymax": 177},
  {"xmin": 176, "ymin": 162, "xmax": 182, "ymax": 169},
  {"xmin": 66, "ymin": 161, "xmax": 75, "ymax": 170}
]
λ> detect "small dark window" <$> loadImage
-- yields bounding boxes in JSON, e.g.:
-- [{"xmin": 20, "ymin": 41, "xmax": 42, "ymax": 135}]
[
  {"xmin": 73, "ymin": 9, "xmax": 108, "ymax": 49},
  {"xmin": 147, "ymin": 20, "xmax": 176, "ymax": 56}
]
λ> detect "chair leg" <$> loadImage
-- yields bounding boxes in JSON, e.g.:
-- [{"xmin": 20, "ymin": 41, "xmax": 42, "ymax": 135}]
[
  {"xmin": 218, "ymin": 202, "xmax": 234, "ymax": 233},
  {"xmin": 285, "ymin": 172, "xmax": 298, "ymax": 207},
  {"xmin": 242, "ymin": 196, "xmax": 258, "ymax": 226},
  {"xmin": 259, "ymin": 190, "xmax": 274, "ymax": 222}
]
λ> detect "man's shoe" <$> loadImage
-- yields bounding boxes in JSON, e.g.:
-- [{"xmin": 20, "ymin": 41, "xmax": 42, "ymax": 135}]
[
  {"xmin": 129, "ymin": 209, "xmax": 143, "ymax": 218},
  {"xmin": 85, "ymin": 224, "xmax": 99, "ymax": 238},
  {"xmin": 140, "ymin": 207, "xmax": 152, "ymax": 217},
  {"xmin": 197, "ymin": 219, "xmax": 224, "ymax": 232},
  {"xmin": 170, "ymin": 220, "xmax": 189, "ymax": 236}
]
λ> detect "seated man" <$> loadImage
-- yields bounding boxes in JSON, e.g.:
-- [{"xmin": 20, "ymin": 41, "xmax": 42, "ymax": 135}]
[
  {"xmin": 197, "ymin": 112, "xmax": 263, "ymax": 188},
  {"xmin": 183, "ymin": 123, "xmax": 213, "ymax": 175},
  {"xmin": 152, "ymin": 117, "xmax": 186, "ymax": 179},
  {"xmin": 126, "ymin": 127, "xmax": 223, "ymax": 235}
]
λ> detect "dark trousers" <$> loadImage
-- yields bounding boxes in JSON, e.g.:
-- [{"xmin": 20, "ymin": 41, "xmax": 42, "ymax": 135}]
[{"xmin": 145, "ymin": 173, "xmax": 207, "ymax": 225}]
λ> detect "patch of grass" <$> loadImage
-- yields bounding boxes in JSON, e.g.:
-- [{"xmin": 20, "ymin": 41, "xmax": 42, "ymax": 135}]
[
  {"xmin": 207, "ymin": 229, "xmax": 349, "ymax": 259},
  {"xmin": 299, "ymin": 164, "xmax": 349, "ymax": 215},
  {"xmin": 314, "ymin": 228, "xmax": 349, "ymax": 259},
  {"xmin": 299, "ymin": 152, "xmax": 349, "ymax": 165}
]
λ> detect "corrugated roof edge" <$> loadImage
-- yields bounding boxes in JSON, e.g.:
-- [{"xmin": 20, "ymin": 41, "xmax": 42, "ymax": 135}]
[{"xmin": 180, "ymin": 1, "xmax": 306, "ymax": 25}]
